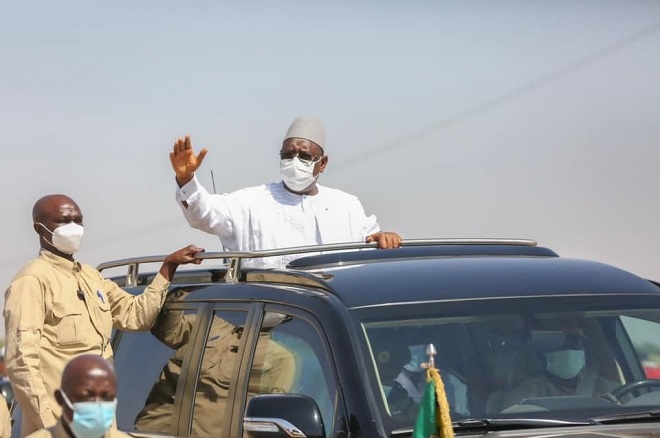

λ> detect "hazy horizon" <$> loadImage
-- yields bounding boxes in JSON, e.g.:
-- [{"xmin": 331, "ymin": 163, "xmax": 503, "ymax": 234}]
[{"xmin": 2, "ymin": 0, "xmax": 660, "ymax": 337}]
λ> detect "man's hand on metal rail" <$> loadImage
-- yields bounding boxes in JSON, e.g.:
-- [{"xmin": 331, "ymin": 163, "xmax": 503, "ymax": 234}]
[
  {"xmin": 366, "ymin": 232, "xmax": 402, "ymax": 249},
  {"xmin": 160, "ymin": 244, "xmax": 206, "ymax": 280}
]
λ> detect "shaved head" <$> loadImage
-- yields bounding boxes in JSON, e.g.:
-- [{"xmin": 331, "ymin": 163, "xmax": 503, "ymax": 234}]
[
  {"xmin": 31, "ymin": 194, "xmax": 84, "ymax": 258},
  {"xmin": 56, "ymin": 354, "xmax": 117, "ymax": 427},
  {"xmin": 32, "ymin": 194, "xmax": 79, "ymax": 223},
  {"xmin": 61, "ymin": 354, "xmax": 115, "ymax": 392}
]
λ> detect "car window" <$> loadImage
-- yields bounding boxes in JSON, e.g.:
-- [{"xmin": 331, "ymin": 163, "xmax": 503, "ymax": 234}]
[
  {"xmin": 363, "ymin": 308, "xmax": 660, "ymax": 431},
  {"xmin": 242, "ymin": 310, "xmax": 337, "ymax": 437},
  {"xmin": 188, "ymin": 310, "xmax": 249, "ymax": 437},
  {"xmin": 367, "ymin": 320, "xmax": 473, "ymax": 421},
  {"xmin": 620, "ymin": 315, "xmax": 660, "ymax": 380},
  {"xmin": 113, "ymin": 307, "xmax": 199, "ymax": 434}
]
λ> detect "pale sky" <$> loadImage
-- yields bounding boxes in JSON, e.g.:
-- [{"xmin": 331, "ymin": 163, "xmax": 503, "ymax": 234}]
[{"xmin": 2, "ymin": 1, "xmax": 660, "ymax": 337}]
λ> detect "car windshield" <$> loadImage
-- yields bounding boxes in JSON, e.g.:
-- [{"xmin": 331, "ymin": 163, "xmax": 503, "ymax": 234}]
[{"xmin": 360, "ymin": 299, "xmax": 660, "ymax": 433}]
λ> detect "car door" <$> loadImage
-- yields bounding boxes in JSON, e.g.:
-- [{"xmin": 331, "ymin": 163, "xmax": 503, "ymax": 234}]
[
  {"xmin": 112, "ymin": 290, "xmax": 253, "ymax": 438},
  {"xmin": 112, "ymin": 300, "xmax": 210, "ymax": 437},
  {"xmin": 179, "ymin": 304, "xmax": 253, "ymax": 437},
  {"xmin": 229, "ymin": 304, "xmax": 343, "ymax": 437}
]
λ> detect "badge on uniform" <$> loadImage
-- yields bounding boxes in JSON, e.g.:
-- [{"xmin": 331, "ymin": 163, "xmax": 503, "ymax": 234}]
[{"xmin": 96, "ymin": 290, "xmax": 105, "ymax": 303}]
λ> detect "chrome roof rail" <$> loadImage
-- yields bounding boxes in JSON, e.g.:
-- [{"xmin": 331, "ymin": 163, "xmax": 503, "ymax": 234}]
[{"xmin": 97, "ymin": 238, "xmax": 537, "ymax": 287}]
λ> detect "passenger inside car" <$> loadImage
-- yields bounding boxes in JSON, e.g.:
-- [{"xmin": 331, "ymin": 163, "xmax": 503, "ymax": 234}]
[
  {"xmin": 368, "ymin": 329, "xmax": 411, "ymax": 399},
  {"xmin": 389, "ymin": 344, "xmax": 470, "ymax": 417},
  {"xmin": 367, "ymin": 328, "xmax": 470, "ymax": 419}
]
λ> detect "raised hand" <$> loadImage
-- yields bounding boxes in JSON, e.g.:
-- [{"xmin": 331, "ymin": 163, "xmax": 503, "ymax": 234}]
[{"xmin": 170, "ymin": 136, "xmax": 209, "ymax": 186}]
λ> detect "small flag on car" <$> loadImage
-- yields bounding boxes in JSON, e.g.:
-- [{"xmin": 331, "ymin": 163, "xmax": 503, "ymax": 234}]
[{"xmin": 412, "ymin": 344, "xmax": 454, "ymax": 438}]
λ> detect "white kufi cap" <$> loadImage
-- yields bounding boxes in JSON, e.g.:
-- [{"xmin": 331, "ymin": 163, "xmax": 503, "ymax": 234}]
[{"xmin": 284, "ymin": 117, "xmax": 325, "ymax": 151}]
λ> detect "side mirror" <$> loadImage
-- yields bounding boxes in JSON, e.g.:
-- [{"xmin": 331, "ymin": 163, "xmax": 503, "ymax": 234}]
[{"xmin": 243, "ymin": 394, "xmax": 325, "ymax": 438}]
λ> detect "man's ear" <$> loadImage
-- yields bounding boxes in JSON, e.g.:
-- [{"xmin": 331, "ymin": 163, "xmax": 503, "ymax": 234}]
[
  {"xmin": 55, "ymin": 389, "xmax": 75, "ymax": 422},
  {"xmin": 33, "ymin": 223, "xmax": 42, "ymax": 235},
  {"xmin": 318, "ymin": 155, "xmax": 329, "ymax": 173}
]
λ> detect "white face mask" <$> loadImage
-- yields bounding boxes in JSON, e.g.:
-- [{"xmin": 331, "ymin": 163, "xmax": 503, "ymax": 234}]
[
  {"xmin": 280, "ymin": 156, "xmax": 319, "ymax": 192},
  {"xmin": 544, "ymin": 349, "xmax": 585, "ymax": 379},
  {"xmin": 38, "ymin": 222, "xmax": 84, "ymax": 255}
]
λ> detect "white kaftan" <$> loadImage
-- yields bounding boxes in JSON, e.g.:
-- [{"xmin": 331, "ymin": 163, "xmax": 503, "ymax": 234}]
[{"xmin": 176, "ymin": 176, "xmax": 380, "ymax": 268}]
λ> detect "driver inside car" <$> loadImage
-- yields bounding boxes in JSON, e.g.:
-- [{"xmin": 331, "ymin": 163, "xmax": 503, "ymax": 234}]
[{"xmin": 501, "ymin": 319, "xmax": 620, "ymax": 411}]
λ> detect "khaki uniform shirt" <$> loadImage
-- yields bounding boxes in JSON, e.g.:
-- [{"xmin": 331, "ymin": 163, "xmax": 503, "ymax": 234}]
[
  {"xmin": 25, "ymin": 419, "xmax": 131, "ymax": 438},
  {"xmin": 135, "ymin": 310, "xmax": 295, "ymax": 436},
  {"xmin": 0, "ymin": 394, "xmax": 11, "ymax": 438},
  {"xmin": 4, "ymin": 250, "xmax": 171, "ymax": 436}
]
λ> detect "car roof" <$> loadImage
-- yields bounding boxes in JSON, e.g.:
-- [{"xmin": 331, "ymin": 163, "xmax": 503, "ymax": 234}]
[
  {"xmin": 287, "ymin": 242, "xmax": 559, "ymax": 267},
  {"xmin": 311, "ymin": 256, "xmax": 660, "ymax": 308},
  {"xmin": 98, "ymin": 239, "xmax": 660, "ymax": 309}
]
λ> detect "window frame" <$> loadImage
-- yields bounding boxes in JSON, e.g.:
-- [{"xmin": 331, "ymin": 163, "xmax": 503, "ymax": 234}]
[
  {"xmin": 228, "ymin": 302, "xmax": 345, "ymax": 437},
  {"xmin": 181, "ymin": 302, "xmax": 255, "ymax": 437},
  {"xmin": 111, "ymin": 301, "xmax": 207, "ymax": 436}
]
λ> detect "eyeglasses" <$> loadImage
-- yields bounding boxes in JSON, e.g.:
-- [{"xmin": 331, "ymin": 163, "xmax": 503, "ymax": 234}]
[{"xmin": 279, "ymin": 151, "xmax": 323, "ymax": 165}]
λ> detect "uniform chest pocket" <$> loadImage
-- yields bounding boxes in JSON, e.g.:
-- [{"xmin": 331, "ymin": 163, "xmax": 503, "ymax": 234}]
[
  {"xmin": 51, "ymin": 301, "xmax": 85, "ymax": 347},
  {"xmin": 92, "ymin": 290, "xmax": 111, "ymax": 312}
]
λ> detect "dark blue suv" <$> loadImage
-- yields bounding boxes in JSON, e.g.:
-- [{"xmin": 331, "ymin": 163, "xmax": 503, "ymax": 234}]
[{"xmin": 85, "ymin": 239, "xmax": 660, "ymax": 437}]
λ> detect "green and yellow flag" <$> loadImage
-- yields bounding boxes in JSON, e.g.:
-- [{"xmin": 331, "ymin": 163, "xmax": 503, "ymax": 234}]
[{"xmin": 412, "ymin": 367, "xmax": 455, "ymax": 438}]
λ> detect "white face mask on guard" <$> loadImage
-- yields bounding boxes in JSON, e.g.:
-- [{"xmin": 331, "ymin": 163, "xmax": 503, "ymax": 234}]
[
  {"xmin": 37, "ymin": 222, "xmax": 84, "ymax": 255},
  {"xmin": 280, "ymin": 156, "xmax": 319, "ymax": 192}
]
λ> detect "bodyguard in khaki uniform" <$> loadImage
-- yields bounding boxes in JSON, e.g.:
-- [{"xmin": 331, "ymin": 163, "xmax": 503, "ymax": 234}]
[
  {"xmin": 134, "ymin": 291, "xmax": 295, "ymax": 436},
  {"xmin": 4, "ymin": 194, "xmax": 204, "ymax": 437}
]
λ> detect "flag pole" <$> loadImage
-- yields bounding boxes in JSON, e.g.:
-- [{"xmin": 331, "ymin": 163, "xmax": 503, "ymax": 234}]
[{"xmin": 412, "ymin": 343, "xmax": 455, "ymax": 438}]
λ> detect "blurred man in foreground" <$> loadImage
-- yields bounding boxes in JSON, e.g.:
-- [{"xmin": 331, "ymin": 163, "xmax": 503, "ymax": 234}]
[{"xmin": 27, "ymin": 354, "xmax": 128, "ymax": 438}]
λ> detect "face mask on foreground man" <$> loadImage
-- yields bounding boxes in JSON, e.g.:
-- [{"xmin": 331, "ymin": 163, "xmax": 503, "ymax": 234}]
[{"xmin": 26, "ymin": 354, "xmax": 129, "ymax": 438}]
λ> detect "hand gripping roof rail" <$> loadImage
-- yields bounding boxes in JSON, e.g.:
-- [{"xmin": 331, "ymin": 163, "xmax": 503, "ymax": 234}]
[{"xmin": 96, "ymin": 238, "xmax": 537, "ymax": 287}]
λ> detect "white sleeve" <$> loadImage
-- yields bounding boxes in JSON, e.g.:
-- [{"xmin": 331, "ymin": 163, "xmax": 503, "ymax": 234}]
[
  {"xmin": 351, "ymin": 196, "xmax": 380, "ymax": 239},
  {"xmin": 175, "ymin": 175, "xmax": 236, "ymax": 241}
]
